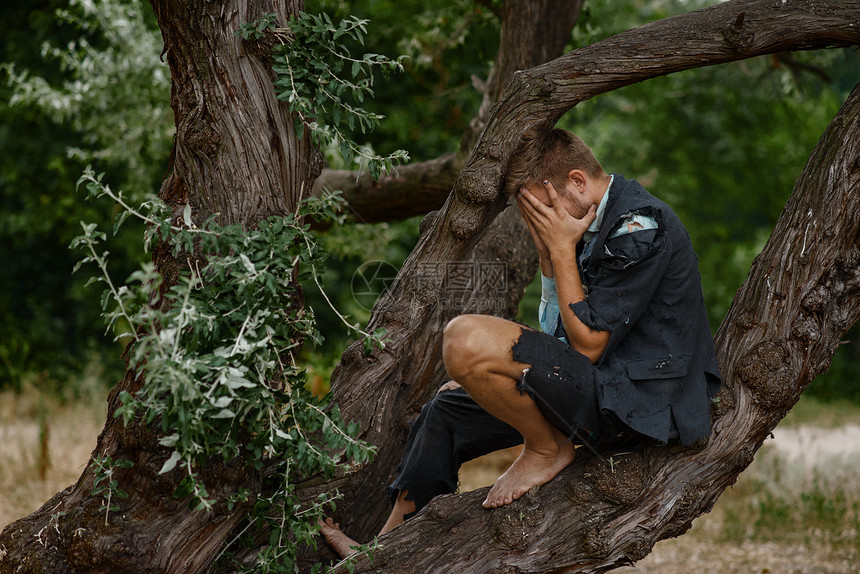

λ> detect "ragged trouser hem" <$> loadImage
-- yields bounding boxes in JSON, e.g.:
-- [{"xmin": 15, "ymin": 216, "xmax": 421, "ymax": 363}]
[{"xmin": 386, "ymin": 387, "xmax": 522, "ymax": 516}]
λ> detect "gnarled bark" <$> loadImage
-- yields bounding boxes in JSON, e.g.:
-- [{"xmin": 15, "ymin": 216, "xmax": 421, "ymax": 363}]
[
  {"xmin": 0, "ymin": 1, "xmax": 314, "ymax": 573},
  {"xmin": 1, "ymin": 1, "xmax": 858, "ymax": 573},
  {"xmin": 312, "ymin": 153, "xmax": 461, "ymax": 224},
  {"xmin": 307, "ymin": 1, "xmax": 583, "ymax": 556}
]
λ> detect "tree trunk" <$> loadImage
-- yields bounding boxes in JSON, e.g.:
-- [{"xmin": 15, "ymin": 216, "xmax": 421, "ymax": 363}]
[
  {"xmin": 0, "ymin": 1, "xmax": 316, "ymax": 573},
  {"xmin": 1, "ymin": 1, "xmax": 858, "ymax": 573},
  {"xmin": 307, "ymin": 1, "xmax": 583, "ymax": 554}
]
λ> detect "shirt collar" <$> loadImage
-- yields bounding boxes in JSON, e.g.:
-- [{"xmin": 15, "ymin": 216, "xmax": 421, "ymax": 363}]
[{"xmin": 587, "ymin": 173, "xmax": 614, "ymax": 234}]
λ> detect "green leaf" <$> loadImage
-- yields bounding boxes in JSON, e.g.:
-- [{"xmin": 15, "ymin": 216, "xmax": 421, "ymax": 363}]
[
  {"xmin": 159, "ymin": 451, "xmax": 182, "ymax": 475},
  {"xmin": 158, "ymin": 433, "xmax": 180, "ymax": 447},
  {"xmin": 239, "ymin": 253, "xmax": 256, "ymax": 275}
]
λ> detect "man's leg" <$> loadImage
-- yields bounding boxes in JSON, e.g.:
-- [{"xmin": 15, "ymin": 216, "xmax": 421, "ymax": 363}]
[
  {"xmin": 319, "ymin": 492, "xmax": 414, "ymax": 557},
  {"xmin": 320, "ymin": 384, "xmax": 523, "ymax": 557},
  {"xmin": 443, "ymin": 314, "xmax": 577, "ymax": 509}
]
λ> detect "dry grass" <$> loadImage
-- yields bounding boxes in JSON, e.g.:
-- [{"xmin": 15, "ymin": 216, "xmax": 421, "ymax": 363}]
[
  {"xmin": 0, "ymin": 386, "xmax": 106, "ymax": 530},
  {"xmin": 3, "ymin": 387, "xmax": 858, "ymax": 574}
]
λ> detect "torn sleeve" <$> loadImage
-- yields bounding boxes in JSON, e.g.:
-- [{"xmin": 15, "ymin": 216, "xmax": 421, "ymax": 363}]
[{"xmin": 571, "ymin": 219, "xmax": 672, "ymax": 364}]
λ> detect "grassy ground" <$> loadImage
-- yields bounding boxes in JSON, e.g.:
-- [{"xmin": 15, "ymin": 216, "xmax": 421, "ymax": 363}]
[
  {"xmin": 2, "ymin": 387, "xmax": 858, "ymax": 573},
  {"xmin": 0, "ymin": 382, "xmax": 106, "ymax": 529},
  {"xmin": 626, "ymin": 426, "xmax": 860, "ymax": 573}
]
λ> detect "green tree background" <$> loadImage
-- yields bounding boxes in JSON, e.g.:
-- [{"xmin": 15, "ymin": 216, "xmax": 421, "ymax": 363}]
[
  {"xmin": 1, "ymin": 0, "xmax": 857, "ymax": 401},
  {"xmin": 0, "ymin": 0, "xmax": 170, "ymax": 390}
]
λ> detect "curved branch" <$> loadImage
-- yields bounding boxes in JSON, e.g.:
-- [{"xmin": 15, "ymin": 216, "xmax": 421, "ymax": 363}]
[
  {"xmin": 333, "ymin": 77, "xmax": 860, "ymax": 574},
  {"xmin": 312, "ymin": 154, "xmax": 461, "ymax": 223},
  {"xmin": 323, "ymin": 0, "xmax": 860, "ymax": 569}
]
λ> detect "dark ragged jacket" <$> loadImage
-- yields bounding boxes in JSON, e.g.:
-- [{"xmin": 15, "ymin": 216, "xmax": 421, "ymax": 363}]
[{"xmin": 570, "ymin": 174, "xmax": 721, "ymax": 445}]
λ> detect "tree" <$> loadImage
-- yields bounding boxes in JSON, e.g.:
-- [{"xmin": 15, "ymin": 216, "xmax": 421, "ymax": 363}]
[{"xmin": 1, "ymin": 1, "xmax": 858, "ymax": 573}]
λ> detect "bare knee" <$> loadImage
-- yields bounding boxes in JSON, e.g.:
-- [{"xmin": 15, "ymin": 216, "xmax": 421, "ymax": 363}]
[{"xmin": 443, "ymin": 315, "xmax": 486, "ymax": 381}]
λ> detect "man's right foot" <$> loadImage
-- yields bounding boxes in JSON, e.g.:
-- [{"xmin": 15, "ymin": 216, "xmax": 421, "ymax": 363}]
[
  {"xmin": 482, "ymin": 440, "xmax": 575, "ymax": 508},
  {"xmin": 318, "ymin": 517, "xmax": 360, "ymax": 559}
]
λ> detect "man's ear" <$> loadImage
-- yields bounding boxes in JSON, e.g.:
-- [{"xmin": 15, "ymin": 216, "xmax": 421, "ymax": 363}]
[{"xmin": 567, "ymin": 169, "xmax": 587, "ymax": 194}]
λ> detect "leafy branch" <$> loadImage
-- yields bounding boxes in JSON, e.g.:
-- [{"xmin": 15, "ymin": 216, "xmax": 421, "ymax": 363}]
[
  {"xmin": 239, "ymin": 12, "xmax": 410, "ymax": 179},
  {"xmin": 89, "ymin": 454, "xmax": 134, "ymax": 526},
  {"xmin": 71, "ymin": 176, "xmax": 376, "ymax": 570}
]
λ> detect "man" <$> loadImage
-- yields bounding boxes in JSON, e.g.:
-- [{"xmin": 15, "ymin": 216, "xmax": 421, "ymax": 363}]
[{"xmin": 320, "ymin": 128, "xmax": 721, "ymax": 556}]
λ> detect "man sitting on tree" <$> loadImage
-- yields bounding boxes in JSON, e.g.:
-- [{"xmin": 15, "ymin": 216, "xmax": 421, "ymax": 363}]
[{"xmin": 320, "ymin": 128, "xmax": 721, "ymax": 557}]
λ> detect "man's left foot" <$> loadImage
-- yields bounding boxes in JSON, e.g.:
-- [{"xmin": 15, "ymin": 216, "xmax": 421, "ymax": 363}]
[
  {"xmin": 482, "ymin": 440, "xmax": 575, "ymax": 508},
  {"xmin": 318, "ymin": 517, "xmax": 360, "ymax": 559}
]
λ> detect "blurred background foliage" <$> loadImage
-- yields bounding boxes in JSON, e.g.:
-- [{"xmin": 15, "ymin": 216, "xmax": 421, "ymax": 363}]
[
  {"xmin": 1, "ymin": 0, "xmax": 857, "ymax": 401},
  {"xmin": 0, "ymin": 0, "xmax": 170, "ymax": 393}
]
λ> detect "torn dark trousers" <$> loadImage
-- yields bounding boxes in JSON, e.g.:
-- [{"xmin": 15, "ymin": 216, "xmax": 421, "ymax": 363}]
[{"xmin": 387, "ymin": 329, "xmax": 621, "ymax": 514}]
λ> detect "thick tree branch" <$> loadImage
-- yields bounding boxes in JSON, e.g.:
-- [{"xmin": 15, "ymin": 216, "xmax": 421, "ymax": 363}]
[
  {"xmin": 331, "ymin": 77, "xmax": 860, "ymax": 574},
  {"xmin": 311, "ymin": 0, "xmax": 581, "ymax": 550},
  {"xmin": 321, "ymin": 0, "xmax": 860, "ymax": 568},
  {"xmin": 312, "ymin": 154, "xmax": 462, "ymax": 223}
]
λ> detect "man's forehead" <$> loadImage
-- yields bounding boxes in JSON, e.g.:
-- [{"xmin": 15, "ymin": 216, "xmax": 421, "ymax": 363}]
[
  {"xmin": 522, "ymin": 182, "xmax": 552, "ymax": 205},
  {"xmin": 522, "ymin": 181, "xmax": 546, "ymax": 194}
]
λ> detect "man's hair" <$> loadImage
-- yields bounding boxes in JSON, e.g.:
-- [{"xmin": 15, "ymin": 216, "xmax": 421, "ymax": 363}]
[{"xmin": 504, "ymin": 128, "xmax": 605, "ymax": 197}]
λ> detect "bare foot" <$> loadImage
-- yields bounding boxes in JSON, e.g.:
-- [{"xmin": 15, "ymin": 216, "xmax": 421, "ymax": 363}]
[
  {"xmin": 482, "ymin": 440, "xmax": 575, "ymax": 508},
  {"xmin": 318, "ymin": 518, "xmax": 360, "ymax": 559}
]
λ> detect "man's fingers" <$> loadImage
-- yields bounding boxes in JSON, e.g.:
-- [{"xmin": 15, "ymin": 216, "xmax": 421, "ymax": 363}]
[
  {"xmin": 518, "ymin": 198, "xmax": 542, "ymax": 236},
  {"xmin": 518, "ymin": 187, "xmax": 540, "ymax": 208},
  {"xmin": 519, "ymin": 187, "xmax": 551, "ymax": 218},
  {"xmin": 516, "ymin": 194, "xmax": 536, "ymax": 221},
  {"xmin": 542, "ymin": 179, "xmax": 562, "ymax": 210}
]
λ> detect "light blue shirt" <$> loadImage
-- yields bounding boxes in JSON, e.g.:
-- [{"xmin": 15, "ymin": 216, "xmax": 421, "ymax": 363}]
[{"xmin": 538, "ymin": 175, "xmax": 657, "ymax": 340}]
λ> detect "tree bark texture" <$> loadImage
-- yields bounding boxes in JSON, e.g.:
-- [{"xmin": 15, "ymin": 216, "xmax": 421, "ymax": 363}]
[
  {"xmin": 319, "ymin": 0, "xmax": 860, "ymax": 567},
  {"xmin": 312, "ymin": 153, "xmax": 462, "ymax": 224},
  {"xmin": 0, "ymin": 1, "xmax": 315, "ymax": 573},
  {"xmin": 326, "ymin": 76, "xmax": 860, "ymax": 574},
  {"xmin": 154, "ymin": 0, "xmax": 319, "ymax": 227}
]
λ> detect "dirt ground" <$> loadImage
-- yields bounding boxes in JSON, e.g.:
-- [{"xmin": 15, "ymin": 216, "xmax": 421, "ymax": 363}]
[
  {"xmin": 624, "ymin": 537, "xmax": 857, "ymax": 574},
  {"xmin": 629, "ymin": 425, "xmax": 860, "ymax": 573}
]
